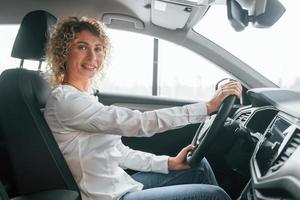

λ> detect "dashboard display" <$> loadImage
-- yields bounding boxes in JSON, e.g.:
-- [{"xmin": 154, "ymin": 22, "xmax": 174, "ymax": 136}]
[
  {"xmin": 267, "ymin": 116, "xmax": 291, "ymax": 144},
  {"xmin": 255, "ymin": 116, "xmax": 292, "ymax": 176}
]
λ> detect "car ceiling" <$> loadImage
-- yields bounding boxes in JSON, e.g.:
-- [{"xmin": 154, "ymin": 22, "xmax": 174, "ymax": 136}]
[{"xmin": 0, "ymin": 0, "xmax": 208, "ymax": 31}]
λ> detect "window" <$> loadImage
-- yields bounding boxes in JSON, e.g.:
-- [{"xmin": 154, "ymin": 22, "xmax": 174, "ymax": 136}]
[
  {"xmin": 99, "ymin": 30, "xmax": 153, "ymax": 96},
  {"xmin": 100, "ymin": 29, "xmax": 231, "ymax": 100},
  {"xmin": 1, "ymin": 26, "xmax": 231, "ymax": 101},
  {"xmin": 0, "ymin": 25, "xmax": 20, "ymax": 72},
  {"xmin": 158, "ymin": 40, "xmax": 230, "ymax": 101}
]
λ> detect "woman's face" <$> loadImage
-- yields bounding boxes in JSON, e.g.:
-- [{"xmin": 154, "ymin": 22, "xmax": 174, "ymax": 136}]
[{"xmin": 65, "ymin": 30, "xmax": 104, "ymax": 82}]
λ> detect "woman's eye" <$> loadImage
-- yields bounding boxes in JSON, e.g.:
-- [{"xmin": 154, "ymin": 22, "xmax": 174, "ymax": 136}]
[
  {"xmin": 78, "ymin": 44, "xmax": 87, "ymax": 50},
  {"xmin": 95, "ymin": 47, "xmax": 103, "ymax": 53}
]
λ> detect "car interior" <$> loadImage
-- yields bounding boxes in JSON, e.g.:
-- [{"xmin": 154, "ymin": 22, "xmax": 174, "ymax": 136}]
[{"xmin": 0, "ymin": 0, "xmax": 299, "ymax": 200}]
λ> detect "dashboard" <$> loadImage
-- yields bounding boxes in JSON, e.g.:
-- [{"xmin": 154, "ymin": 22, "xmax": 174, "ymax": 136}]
[{"xmin": 234, "ymin": 88, "xmax": 300, "ymax": 200}]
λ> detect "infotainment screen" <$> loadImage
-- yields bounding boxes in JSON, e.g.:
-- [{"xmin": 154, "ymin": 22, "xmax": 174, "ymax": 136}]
[
  {"xmin": 267, "ymin": 116, "xmax": 291, "ymax": 143},
  {"xmin": 255, "ymin": 116, "xmax": 292, "ymax": 176}
]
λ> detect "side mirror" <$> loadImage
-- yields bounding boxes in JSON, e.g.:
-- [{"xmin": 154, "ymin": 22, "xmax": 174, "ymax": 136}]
[{"xmin": 227, "ymin": 0, "xmax": 285, "ymax": 31}]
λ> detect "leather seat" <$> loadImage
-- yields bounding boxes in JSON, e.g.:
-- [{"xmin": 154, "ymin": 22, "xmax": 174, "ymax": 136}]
[
  {"xmin": 0, "ymin": 180, "xmax": 78, "ymax": 200},
  {"xmin": 0, "ymin": 10, "xmax": 81, "ymax": 199}
]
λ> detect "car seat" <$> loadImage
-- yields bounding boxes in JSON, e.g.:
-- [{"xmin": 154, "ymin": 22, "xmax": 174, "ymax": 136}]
[
  {"xmin": 0, "ymin": 179, "xmax": 78, "ymax": 200},
  {"xmin": 0, "ymin": 10, "xmax": 81, "ymax": 200}
]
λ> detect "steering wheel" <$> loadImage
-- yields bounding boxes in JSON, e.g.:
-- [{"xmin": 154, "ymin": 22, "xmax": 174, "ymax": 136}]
[{"xmin": 186, "ymin": 95, "xmax": 236, "ymax": 166}]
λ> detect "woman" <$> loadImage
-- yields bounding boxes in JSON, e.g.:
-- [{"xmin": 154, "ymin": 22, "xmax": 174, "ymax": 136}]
[{"xmin": 44, "ymin": 16, "xmax": 242, "ymax": 200}]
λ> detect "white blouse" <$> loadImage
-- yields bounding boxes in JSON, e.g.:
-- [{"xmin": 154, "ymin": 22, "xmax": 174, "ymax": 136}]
[{"xmin": 44, "ymin": 85, "xmax": 208, "ymax": 200}]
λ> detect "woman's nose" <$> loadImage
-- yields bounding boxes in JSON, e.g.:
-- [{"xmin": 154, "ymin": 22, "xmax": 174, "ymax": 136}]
[{"xmin": 87, "ymin": 49, "xmax": 97, "ymax": 61}]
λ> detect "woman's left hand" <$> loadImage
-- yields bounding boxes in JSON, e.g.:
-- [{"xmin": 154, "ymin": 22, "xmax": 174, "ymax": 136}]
[
  {"xmin": 168, "ymin": 144, "xmax": 193, "ymax": 171},
  {"xmin": 206, "ymin": 81, "xmax": 242, "ymax": 114}
]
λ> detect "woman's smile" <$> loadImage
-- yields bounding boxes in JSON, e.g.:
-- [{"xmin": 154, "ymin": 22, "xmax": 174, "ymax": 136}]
[{"xmin": 81, "ymin": 63, "xmax": 98, "ymax": 71}]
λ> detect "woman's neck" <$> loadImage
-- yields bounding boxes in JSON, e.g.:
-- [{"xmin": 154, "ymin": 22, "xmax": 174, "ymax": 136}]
[{"xmin": 62, "ymin": 79, "xmax": 90, "ymax": 92}]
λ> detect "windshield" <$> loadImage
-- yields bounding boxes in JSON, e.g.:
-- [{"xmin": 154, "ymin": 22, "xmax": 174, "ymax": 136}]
[{"xmin": 194, "ymin": 1, "xmax": 300, "ymax": 90}]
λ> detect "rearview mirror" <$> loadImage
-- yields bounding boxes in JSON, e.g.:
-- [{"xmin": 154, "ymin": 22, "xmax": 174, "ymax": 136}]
[
  {"xmin": 227, "ymin": 0, "xmax": 248, "ymax": 31},
  {"xmin": 227, "ymin": 0, "xmax": 285, "ymax": 31},
  {"xmin": 253, "ymin": 0, "xmax": 286, "ymax": 28}
]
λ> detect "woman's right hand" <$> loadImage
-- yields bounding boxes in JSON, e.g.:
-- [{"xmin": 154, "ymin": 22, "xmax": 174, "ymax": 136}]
[
  {"xmin": 168, "ymin": 144, "xmax": 194, "ymax": 171},
  {"xmin": 206, "ymin": 81, "xmax": 242, "ymax": 114}
]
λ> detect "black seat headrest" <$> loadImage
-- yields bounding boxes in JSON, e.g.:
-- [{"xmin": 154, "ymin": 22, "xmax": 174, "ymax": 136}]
[{"xmin": 11, "ymin": 10, "xmax": 57, "ymax": 61}]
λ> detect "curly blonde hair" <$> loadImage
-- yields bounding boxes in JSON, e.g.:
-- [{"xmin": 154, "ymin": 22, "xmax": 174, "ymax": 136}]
[{"xmin": 46, "ymin": 16, "xmax": 110, "ymax": 86}]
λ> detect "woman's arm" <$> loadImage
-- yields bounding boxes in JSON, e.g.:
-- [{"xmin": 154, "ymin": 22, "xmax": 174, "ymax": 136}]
[
  {"xmin": 116, "ymin": 141, "xmax": 169, "ymax": 173},
  {"xmin": 50, "ymin": 89, "xmax": 208, "ymax": 137}
]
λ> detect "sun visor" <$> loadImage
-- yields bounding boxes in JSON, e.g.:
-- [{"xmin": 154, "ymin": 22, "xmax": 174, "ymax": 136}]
[{"xmin": 151, "ymin": 0, "xmax": 192, "ymax": 30}]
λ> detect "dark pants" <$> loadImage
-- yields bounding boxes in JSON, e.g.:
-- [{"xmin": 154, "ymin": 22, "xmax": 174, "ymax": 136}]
[{"xmin": 121, "ymin": 158, "xmax": 231, "ymax": 200}]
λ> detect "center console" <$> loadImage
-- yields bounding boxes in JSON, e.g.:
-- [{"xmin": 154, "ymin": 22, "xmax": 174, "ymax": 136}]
[{"xmin": 238, "ymin": 112, "xmax": 300, "ymax": 199}]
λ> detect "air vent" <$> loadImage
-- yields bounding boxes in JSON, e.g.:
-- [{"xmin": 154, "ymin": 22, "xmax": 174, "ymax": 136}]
[
  {"xmin": 236, "ymin": 110, "xmax": 252, "ymax": 123},
  {"xmin": 268, "ymin": 130, "xmax": 300, "ymax": 174}
]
